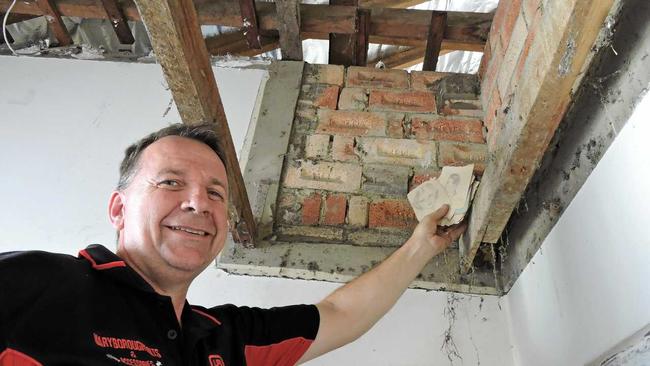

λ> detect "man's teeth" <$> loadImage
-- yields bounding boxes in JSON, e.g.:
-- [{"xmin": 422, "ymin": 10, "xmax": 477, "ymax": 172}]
[{"xmin": 171, "ymin": 226, "xmax": 207, "ymax": 236}]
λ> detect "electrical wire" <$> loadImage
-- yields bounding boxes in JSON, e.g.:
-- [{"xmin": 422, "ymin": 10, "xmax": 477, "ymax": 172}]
[
  {"xmin": 2, "ymin": 0, "xmax": 44, "ymax": 56},
  {"xmin": 2, "ymin": 0, "xmax": 19, "ymax": 55}
]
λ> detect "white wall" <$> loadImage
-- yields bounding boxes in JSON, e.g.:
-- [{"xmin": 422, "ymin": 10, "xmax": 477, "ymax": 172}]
[
  {"xmin": 504, "ymin": 92, "xmax": 650, "ymax": 365},
  {"xmin": 0, "ymin": 56, "xmax": 513, "ymax": 366}
]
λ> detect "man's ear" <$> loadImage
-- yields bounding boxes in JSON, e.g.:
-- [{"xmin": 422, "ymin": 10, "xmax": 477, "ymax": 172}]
[{"xmin": 108, "ymin": 191, "xmax": 126, "ymax": 231}]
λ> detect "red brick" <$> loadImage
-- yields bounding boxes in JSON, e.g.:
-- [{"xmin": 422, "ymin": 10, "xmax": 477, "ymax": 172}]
[
  {"xmin": 314, "ymin": 85, "xmax": 340, "ymax": 109},
  {"xmin": 409, "ymin": 172, "xmax": 441, "ymax": 192},
  {"xmin": 514, "ymin": 9, "xmax": 540, "ymax": 84},
  {"xmin": 331, "ymin": 135, "xmax": 358, "ymax": 162},
  {"xmin": 497, "ymin": 15, "xmax": 528, "ymax": 102},
  {"xmin": 338, "ymin": 87, "xmax": 368, "ymax": 110},
  {"xmin": 317, "ymin": 110, "xmax": 387, "ymax": 137},
  {"xmin": 440, "ymin": 99, "xmax": 483, "ymax": 118},
  {"xmin": 478, "ymin": 39, "xmax": 491, "ymax": 82},
  {"xmin": 439, "ymin": 143, "xmax": 487, "ymax": 174},
  {"xmin": 410, "ymin": 116, "xmax": 485, "ymax": 143},
  {"xmin": 480, "ymin": 38, "xmax": 504, "ymax": 108},
  {"xmin": 410, "ymin": 71, "xmax": 452, "ymax": 91},
  {"xmin": 346, "ymin": 66, "xmax": 408, "ymax": 89},
  {"xmin": 499, "ymin": 0, "xmax": 523, "ymax": 51},
  {"xmin": 485, "ymin": 87, "xmax": 503, "ymax": 149},
  {"xmin": 369, "ymin": 90, "xmax": 436, "ymax": 113},
  {"xmin": 302, "ymin": 192, "xmax": 322, "ymax": 225},
  {"xmin": 368, "ymin": 199, "xmax": 417, "ymax": 229},
  {"xmin": 303, "ymin": 64, "xmax": 344, "ymax": 86},
  {"xmin": 323, "ymin": 194, "xmax": 347, "ymax": 225}
]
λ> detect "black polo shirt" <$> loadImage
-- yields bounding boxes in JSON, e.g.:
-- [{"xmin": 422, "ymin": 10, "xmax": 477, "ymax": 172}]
[{"xmin": 0, "ymin": 244, "xmax": 320, "ymax": 366}]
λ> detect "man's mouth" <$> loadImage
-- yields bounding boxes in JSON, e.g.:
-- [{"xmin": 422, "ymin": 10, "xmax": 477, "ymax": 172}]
[{"xmin": 167, "ymin": 226, "xmax": 211, "ymax": 236}]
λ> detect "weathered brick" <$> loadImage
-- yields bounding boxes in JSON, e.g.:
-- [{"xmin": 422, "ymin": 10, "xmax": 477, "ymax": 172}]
[
  {"xmin": 323, "ymin": 194, "xmax": 347, "ymax": 225},
  {"xmin": 295, "ymin": 104, "xmax": 317, "ymax": 120},
  {"xmin": 478, "ymin": 40, "xmax": 491, "ymax": 82},
  {"xmin": 347, "ymin": 196, "xmax": 368, "ymax": 227},
  {"xmin": 410, "ymin": 115, "xmax": 485, "ymax": 144},
  {"xmin": 485, "ymin": 87, "xmax": 502, "ymax": 148},
  {"xmin": 497, "ymin": 14, "xmax": 528, "ymax": 102},
  {"xmin": 368, "ymin": 199, "xmax": 417, "ymax": 229},
  {"xmin": 303, "ymin": 64, "xmax": 345, "ymax": 86},
  {"xmin": 315, "ymin": 85, "xmax": 340, "ymax": 109},
  {"xmin": 317, "ymin": 110, "xmax": 387, "ymax": 137},
  {"xmin": 439, "ymin": 74, "xmax": 480, "ymax": 100},
  {"xmin": 439, "ymin": 143, "xmax": 487, "ymax": 174},
  {"xmin": 386, "ymin": 113, "xmax": 405, "ymax": 138},
  {"xmin": 499, "ymin": 0, "xmax": 523, "ymax": 51},
  {"xmin": 304, "ymin": 134, "xmax": 330, "ymax": 158},
  {"xmin": 276, "ymin": 189, "xmax": 301, "ymax": 225},
  {"xmin": 338, "ymin": 87, "xmax": 368, "ymax": 110},
  {"xmin": 299, "ymin": 84, "xmax": 339, "ymax": 109},
  {"xmin": 301, "ymin": 192, "xmax": 322, "ymax": 225},
  {"xmin": 521, "ymin": 0, "xmax": 541, "ymax": 27},
  {"xmin": 362, "ymin": 164, "xmax": 410, "ymax": 196},
  {"xmin": 480, "ymin": 38, "xmax": 504, "ymax": 108},
  {"xmin": 284, "ymin": 161, "xmax": 362, "ymax": 192},
  {"xmin": 331, "ymin": 135, "xmax": 358, "ymax": 162},
  {"xmin": 369, "ymin": 90, "xmax": 436, "ymax": 113},
  {"xmin": 410, "ymin": 71, "xmax": 452, "ymax": 91},
  {"xmin": 440, "ymin": 99, "xmax": 483, "ymax": 118},
  {"xmin": 346, "ymin": 66, "xmax": 409, "ymax": 89},
  {"xmin": 357, "ymin": 137, "xmax": 437, "ymax": 167},
  {"xmin": 409, "ymin": 171, "xmax": 441, "ymax": 192},
  {"xmin": 277, "ymin": 225, "xmax": 344, "ymax": 242}
]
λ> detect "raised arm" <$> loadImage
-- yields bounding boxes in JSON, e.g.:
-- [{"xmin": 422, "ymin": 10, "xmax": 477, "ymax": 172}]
[{"xmin": 297, "ymin": 205, "xmax": 466, "ymax": 363}]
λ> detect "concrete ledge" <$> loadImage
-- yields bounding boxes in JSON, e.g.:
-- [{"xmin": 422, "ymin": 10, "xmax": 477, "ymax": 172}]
[{"xmin": 218, "ymin": 239, "xmax": 499, "ymax": 295}]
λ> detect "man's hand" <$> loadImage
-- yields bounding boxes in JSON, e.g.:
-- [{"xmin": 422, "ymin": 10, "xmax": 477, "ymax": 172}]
[{"xmin": 409, "ymin": 204, "xmax": 467, "ymax": 257}]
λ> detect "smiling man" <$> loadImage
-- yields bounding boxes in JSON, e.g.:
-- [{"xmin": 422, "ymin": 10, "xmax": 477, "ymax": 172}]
[{"xmin": 0, "ymin": 124, "xmax": 465, "ymax": 365}]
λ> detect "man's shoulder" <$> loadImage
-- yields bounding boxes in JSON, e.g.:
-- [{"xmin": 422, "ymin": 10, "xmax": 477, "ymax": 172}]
[{"xmin": 0, "ymin": 249, "xmax": 88, "ymax": 278}]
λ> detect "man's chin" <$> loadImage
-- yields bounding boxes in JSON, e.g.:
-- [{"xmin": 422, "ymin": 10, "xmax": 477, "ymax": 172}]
[{"xmin": 160, "ymin": 247, "xmax": 213, "ymax": 274}]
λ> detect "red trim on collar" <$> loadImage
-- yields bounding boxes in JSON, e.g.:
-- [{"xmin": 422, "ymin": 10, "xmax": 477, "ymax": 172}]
[
  {"xmin": 78, "ymin": 249, "xmax": 127, "ymax": 270},
  {"xmin": 0, "ymin": 348, "xmax": 43, "ymax": 366},
  {"xmin": 191, "ymin": 308, "xmax": 221, "ymax": 325}
]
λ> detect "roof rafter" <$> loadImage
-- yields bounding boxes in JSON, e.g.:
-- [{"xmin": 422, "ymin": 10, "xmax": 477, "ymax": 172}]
[{"xmin": 133, "ymin": 0, "xmax": 257, "ymax": 245}]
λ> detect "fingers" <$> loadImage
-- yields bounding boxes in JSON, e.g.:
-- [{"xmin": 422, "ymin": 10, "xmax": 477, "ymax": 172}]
[
  {"xmin": 443, "ymin": 222, "xmax": 467, "ymax": 241},
  {"xmin": 423, "ymin": 204, "xmax": 450, "ymax": 225}
]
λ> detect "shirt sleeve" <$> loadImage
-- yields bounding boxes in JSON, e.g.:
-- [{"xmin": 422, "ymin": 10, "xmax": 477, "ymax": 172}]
[{"xmin": 217, "ymin": 304, "xmax": 320, "ymax": 366}]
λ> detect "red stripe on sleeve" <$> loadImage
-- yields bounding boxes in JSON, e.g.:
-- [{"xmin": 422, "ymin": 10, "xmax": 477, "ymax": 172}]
[
  {"xmin": 0, "ymin": 348, "xmax": 43, "ymax": 366},
  {"xmin": 244, "ymin": 337, "xmax": 313, "ymax": 366},
  {"xmin": 78, "ymin": 249, "xmax": 126, "ymax": 270},
  {"xmin": 191, "ymin": 308, "xmax": 221, "ymax": 325}
]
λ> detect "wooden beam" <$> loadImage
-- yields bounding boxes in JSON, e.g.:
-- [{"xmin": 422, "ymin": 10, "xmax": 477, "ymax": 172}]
[
  {"xmin": 99, "ymin": 0, "xmax": 135, "ymax": 44},
  {"xmin": 359, "ymin": 0, "xmax": 427, "ymax": 8},
  {"xmin": 133, "ymin": 0, "xmax": 257, "ymax": 244},
  {"xmin": 34, "ymin": 0, "xmax": 72, "ymax": 46},
  {"xmin": 355, "ymin": 8, "xmax": 370, "ymax": 66},
  {"xmin": 4, "ymin": 13, "xmax": 40, "ymax": 25},
  {"xmin": 205, "ymin": 30, "xmax": 278, "ymax": 56},
  {"xmin": 367, "ymin": 46, "xmax": 452, "ymax": 69},
  {"xmin": 459, "ymin": 0, "xmax": 616, "ymax": 273},
  {"xmin": 1, "ymin": 0, "xmax": 491, "ymax": 51},
  {"xmin": 329, "ymin": 0, "xmax": 357, "ymax": 67},
  {"xmin": 238, "ymin": 0, "xmax": 261, "ymax": 49},
  {"xmin": 275, "ymin": 0, "xmax": 302, "ymax": 60},
  {"xmin": 422, "ymin": 11, "xmax": 446, "ymax": 71}
]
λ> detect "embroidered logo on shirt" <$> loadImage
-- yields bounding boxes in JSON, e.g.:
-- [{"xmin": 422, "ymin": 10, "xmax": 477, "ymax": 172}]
[
  {"xmin": 93, "ymin": 333, "xmax": 162, "ymax": 359},
  {"xmin": 208, "ymin": 354, "xmax": 225, "ymax": 366}
]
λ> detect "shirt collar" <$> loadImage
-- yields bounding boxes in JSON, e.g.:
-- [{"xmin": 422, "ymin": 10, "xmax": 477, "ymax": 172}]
[{"xmin": 78, "ymin": 244, "xmax": 221, "ymax": 331}]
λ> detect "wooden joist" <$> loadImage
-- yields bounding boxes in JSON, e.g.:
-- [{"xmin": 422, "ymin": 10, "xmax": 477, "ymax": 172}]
[
  {"xmin": 355, "ymin": 8, "xmax": 370, "ymax": 66},
  {"xmin": 1, "ymin": 0, "xmax": 491, "ymax": 51},
  {"xmin": 328, "ymin": 0, "xmax": 357, "ymax": 67},
  {"xmin": 34, "ymin": 0, "xmax": 72, "ymax": 46},
  {"xmin": 359, "ymin": 0, "xmax": 427, "ymax": 8},
  {"xmin": 238, "ymin": 0, "xmax": 261, "ymax": 49},
  {"xmin": 274, "ymin": 0, "xmax": 302, "ymax": 60},
  {"xmin": 133, "ymin": 0, "xmax": 257, "ymax": 244},
  {"xmin": 99, "ymin": 0, "xmax": 135, "ymax": 44},
  {"xmin": 205, "ymin": 30, "xmax": 278, "ymax": 57},
  {"xmin": 459, "ymin": 0, "xmax": 616, "ymax": 273},
  {"xmin": 422, "ymin": 11, "xmax": 446, "ymax": 71}
]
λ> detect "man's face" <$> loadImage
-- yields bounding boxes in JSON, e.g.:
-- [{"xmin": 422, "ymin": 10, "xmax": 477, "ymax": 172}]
[{"xmin": 113, "ymin": 136, "xmax": 229, "ymax": 279}]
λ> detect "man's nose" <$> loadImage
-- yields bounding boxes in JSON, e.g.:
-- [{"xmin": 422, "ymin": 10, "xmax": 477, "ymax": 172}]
[{"xmin": 180, "ymin": 187, "xmax": 211, "ymax": 215}]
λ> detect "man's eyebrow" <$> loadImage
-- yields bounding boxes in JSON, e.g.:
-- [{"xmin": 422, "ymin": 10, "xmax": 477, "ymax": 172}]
[
  {"xmin": 209, "ymin": 178, "xmax": 227, "ymax": 189},
  {"xmin": 157, "ymin": 168, "xmax": 185, "ymax": 177}
]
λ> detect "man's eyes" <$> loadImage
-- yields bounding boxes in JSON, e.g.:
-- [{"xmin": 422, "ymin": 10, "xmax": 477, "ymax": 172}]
[
  {"xmin": 158, "ymin": 179, "xmax": 180, "ymax": 187},
  {"xmin": 208, "ymin": 190, "xmax": 224, "ymax": 200}
]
